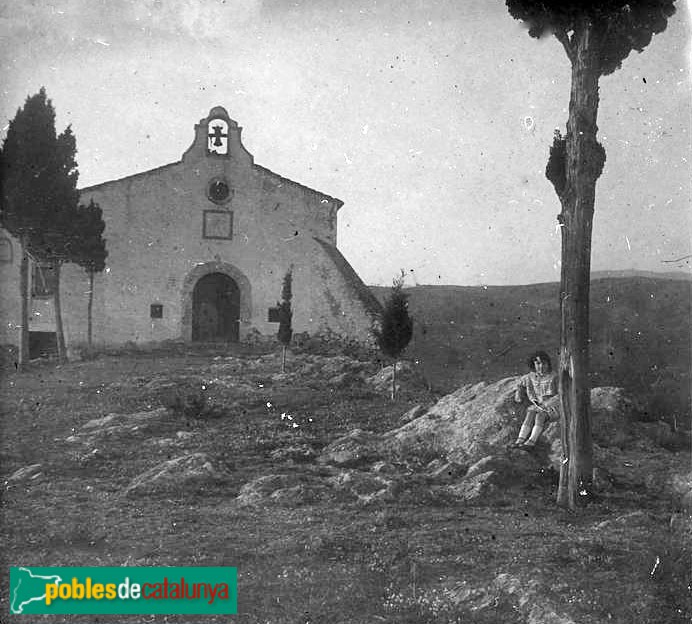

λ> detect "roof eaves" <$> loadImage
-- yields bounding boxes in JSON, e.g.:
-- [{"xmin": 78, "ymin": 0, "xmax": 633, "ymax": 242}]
[{"xmin": 255, "ymin": 164, "xmax": 344, "ymax": 209}]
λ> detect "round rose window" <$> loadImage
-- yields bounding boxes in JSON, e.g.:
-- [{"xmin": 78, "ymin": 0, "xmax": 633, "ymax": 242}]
[{"xmin": 208, "ymin": 179, "xmax": 231, "ymax": 203}]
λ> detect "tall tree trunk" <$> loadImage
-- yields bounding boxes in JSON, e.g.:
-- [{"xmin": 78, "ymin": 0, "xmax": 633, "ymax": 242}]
[
  {"xmin": 281, "ymin": 344, "xmax": 287, "ymax": 373},
  {"xmin": 53, "ymin": 262, "xmax": 67, "ymax": 363},
  {"xmin": 87, "ymin": 270, "xmax": 94, "ymax": 346},
  {"xmin": 18, "ymin": 239, "xmax": 30, "ymax": 370},
  {"xmin": 556, "ymin": 20, "xmax": 603, "ymax": 509}
]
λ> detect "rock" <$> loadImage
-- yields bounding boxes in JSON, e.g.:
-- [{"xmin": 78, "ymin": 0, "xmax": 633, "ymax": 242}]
[
  {"xmin": 236, "ymin": 466, "xmax": 397, "ymax": 507},
  {"xmin": 667, "ymin": 468, "xmax": 692, "ymax": 512},
  {"xmin": 318, "ymin": 428, "xmax": 383, "ymax": 468},
  {"xmin": 327, "ymin": 469, "xmax": 395, "ymax": 503},
  {"xmin": 385, "ymin": 378, "xmax": 529, "ymax": 466},
  {"xmin": 465, "ymin": 454, "xmax": 541, "ymax": 484},
  {"xmin": 144, "ymin": 379, "xmax": 178, "ymax": 392},
  {"xmin": 453, "ymin": 573, "xmax": 576, "ymax": 623},
  {"xmin": 268, "ymin": 483, "xmax": 331, "ymax": 505},
  {"xmin": 385, "ymin": 381, "xmax": 654, "ymax": 488},
  {"xmin": 319, "ymin": 355, "xmax": 367, "ymax": 378},
  {"xmin": 236, "ymin": 473, "xmax": 329, "ymax": 507},
  {"xmin": 429, "ymin": 461, "xmax": 467, "ymax": 482},
  {"xmin": 492, "ymin": 574, "xmax": 577, "ymax": 624},
  {"xmin": 446, "ymin": 472, "xmax": 499, "ymax": 503},
  {"xmin": 669, "ymin": 512, "xmax": 692, "ymax": 538},
  {"xmin": 5, "ymin": 463, "xmax": 43, "ymax": 485},
  {"xmin": 325, "ymin": 371, "xmax": 357, "ymax": 388},
  {"xmin": 269, "ymin": 444, "xmax": 317, "ymax": 463},
  {"xmin": 595, "ymin": 510, "xmax": 654, "ymax": 531},
  {"xmin": 371, "ymin": 460, "xmax": 398, "ymax": 474},
  {"xmin": 527, "ymin": 604, "xmax": 577, "ymax": 624},
  {"xmin": 147, "ymin": 437, "xmax": 176, "ymax": 448},
  {"xmin": 71, "ymin": 407, "xmax": 169, "ymax": 445},
  {"xmin": 270, "ymin": 372, "xmax": 292, "ymax": 383},
  {"xmin": 400, "ymin": 404, "xmax": 427, "ymax": 425},
  {"xmin": 365, "ymin": 361, "xmax": 428, "ymax": 395},
  {"xmin": 125, "ymin": 453, "xmax": 226, "ymax": 496}
]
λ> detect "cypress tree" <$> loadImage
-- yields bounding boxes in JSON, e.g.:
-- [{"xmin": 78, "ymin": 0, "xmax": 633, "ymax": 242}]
[
  {"xmin": 375, "ymin": 271, "xmax": 413, "ymax": 400},
  {"xmin": 0, "ymin": 88, "xmax": 81, "ymax": 365},
  {"xmin": 277, "ymin": 269, "xmax": 293, "ymax": 373},
  {"xmin": 71, "ymin": 199, "xmax": 107, "ymax": 346}
]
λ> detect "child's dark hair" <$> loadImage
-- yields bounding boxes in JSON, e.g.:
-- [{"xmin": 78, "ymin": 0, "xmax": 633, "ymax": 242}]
[{"xmin": 527, "ymin": 350, "xmax": 552, "ymax": 371}]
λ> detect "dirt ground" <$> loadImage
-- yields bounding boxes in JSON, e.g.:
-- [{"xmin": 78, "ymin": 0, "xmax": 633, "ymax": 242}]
[{"xmin": 1, "ymin": 345, "xmax": 690, "ymax": 623}]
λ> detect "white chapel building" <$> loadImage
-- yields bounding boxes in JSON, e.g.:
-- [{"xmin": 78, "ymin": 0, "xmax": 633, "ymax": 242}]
[{"xmin": 0, "ymin": 106, "xmax": 381, "ymax": 355}]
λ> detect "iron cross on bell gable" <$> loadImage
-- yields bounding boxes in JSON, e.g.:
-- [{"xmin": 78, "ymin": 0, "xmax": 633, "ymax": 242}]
[{"xmin": 209, "ymin": 124, "xmax": 228, "ymax": 147}]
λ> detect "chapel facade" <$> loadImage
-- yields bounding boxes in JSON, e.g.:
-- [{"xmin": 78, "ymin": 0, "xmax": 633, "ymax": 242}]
[{"xmin": 0, "ymin": 107, "xmax": 381, "ymax": 355}]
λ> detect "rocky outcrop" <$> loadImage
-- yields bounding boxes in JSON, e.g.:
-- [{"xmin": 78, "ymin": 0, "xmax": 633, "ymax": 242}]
[
  {"xmin": 667, "ymin": 468, "xmax": 692, "ymax": 512},
  {"xmin": 4, "ymin": 464, "xmax": 43, "ymax": 486},
  {"xmin": 307, "ymin": 378, "xmax": 690, "ymax": 503},
  {"xmin": 66, "ymin": 407, "xmax": 169, "ymax": 448},
  {"xmin": 365, "ymin": 361, "xmax": 429, "ymax": 395},
  {"xmin": 236, "ymin": 473, "xmax": 330, "ymax": 507},
  {"xmin": 235, "ymin": 468, "xmax": 397, "ymax": 507},
  {"xmin": 384, "ymin": 378, "xmax": 528, "ymax": 465},
  {"xmin": 386, "ymin": 378, "xmax": 686, "ymax": 475},
  {"xmin": 125, "ymin": 453, "xmax": 228, "ymax": 496},
  {"xmin": 318, "ymin": 429, "xmax": 385, "ymax": 468}
]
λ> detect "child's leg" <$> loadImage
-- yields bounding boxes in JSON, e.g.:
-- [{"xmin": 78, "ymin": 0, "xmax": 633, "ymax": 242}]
[
  {"xmin": 515, "ymin": 407, "xmax": 536, "ymax": 443},
  {"xmin": 526, "ymin": 411, "xmax": 548, "ymax": 444}
]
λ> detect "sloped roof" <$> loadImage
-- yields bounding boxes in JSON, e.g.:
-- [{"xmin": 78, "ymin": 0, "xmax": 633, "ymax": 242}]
[
  {"xmin": 313, "ymin": 237, "xmax": 382, "ymax": 319},
  {"xmin": 80, "ymin": 160, "xmax": 342, "ymax": 211}
]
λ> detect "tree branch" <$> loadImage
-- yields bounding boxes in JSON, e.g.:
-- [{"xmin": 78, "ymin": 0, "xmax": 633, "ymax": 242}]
[{"xmin": 554, "ymin": 29, "xmax": 575, "ymax": 63}]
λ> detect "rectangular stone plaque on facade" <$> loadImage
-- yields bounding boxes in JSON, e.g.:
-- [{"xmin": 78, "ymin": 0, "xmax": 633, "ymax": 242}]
[{"xmin": 203, "ymin": 210, "xmax": 233, "ymax": 240}]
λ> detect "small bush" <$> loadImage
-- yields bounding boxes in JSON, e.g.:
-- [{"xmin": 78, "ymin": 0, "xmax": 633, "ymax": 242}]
[{"xmin": 160, "ymin": 385, "xmax": 223, "ymax": 420}]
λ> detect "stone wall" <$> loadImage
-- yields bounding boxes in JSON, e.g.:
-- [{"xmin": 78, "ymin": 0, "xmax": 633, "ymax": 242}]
[{"xmin": 0, "ymin": 231, "xmax": 21, "ymax": 346}]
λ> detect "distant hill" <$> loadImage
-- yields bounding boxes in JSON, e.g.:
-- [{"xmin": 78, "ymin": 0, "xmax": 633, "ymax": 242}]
[
  {"xmin": 590, "ymin": 269, "xmax": 691, "ymax": 281},
  {"xmin": 370, "ymin": 276, "xmax": 690, "ymax": 424}
]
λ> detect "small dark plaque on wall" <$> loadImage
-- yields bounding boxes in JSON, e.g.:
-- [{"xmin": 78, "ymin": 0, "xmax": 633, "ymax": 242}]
[
  {"xmin": 267, "ymin": 307, "xmax": 280, "ymax": 323},
  {"xmin": 150, "ymin": 303, "xmax": 163, "ymax": 319}
]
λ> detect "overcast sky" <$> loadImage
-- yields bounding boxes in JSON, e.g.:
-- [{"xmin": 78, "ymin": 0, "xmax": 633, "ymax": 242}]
[{"xmin": 1, "ymin": 0, "xmax": 690, "ymax": 286}]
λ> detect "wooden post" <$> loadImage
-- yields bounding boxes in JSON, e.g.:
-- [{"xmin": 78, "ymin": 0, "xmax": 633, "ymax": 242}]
[
  {"xmin": 87, "ymin": 270, "xmax": 94, "ymax": 346},
  {"xmin": 18, "ymin": 241, "xmax": 30, "ymax": 370},
  {"xmin": 53, "ymin": 262, "xmax": 66, "ymax": 363}
]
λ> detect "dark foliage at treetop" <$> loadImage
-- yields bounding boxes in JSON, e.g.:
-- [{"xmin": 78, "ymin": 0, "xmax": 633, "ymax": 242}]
[
  {"xmin": 0, "ymin": 87, "xmax": 80, "ymax": 260},
  {"xmin": 506, "ymin": 0, "xmax": 676, "ymax": 75},
  {"xmin": 72, "ymin": 199, "xmax": 107, "ymax": 274}
]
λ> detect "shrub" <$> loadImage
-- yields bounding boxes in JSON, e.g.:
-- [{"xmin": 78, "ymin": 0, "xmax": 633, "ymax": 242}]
[{"xmin": 160, "ymin": 385, "xmax": 223, "ymax": 420}]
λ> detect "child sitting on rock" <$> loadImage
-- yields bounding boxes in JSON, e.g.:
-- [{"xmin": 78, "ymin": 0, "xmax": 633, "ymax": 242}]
[{"xmin": 510, "ymin": 351, "xmax": 560, "ymax": 449}]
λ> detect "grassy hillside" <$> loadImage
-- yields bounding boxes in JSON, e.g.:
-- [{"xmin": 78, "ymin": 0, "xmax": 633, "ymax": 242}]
[
  {"xmin": 372, "ymin": 277, "xmax": 691, "ymax": 425},
  {"xmin": 1, "ymin": 348, "xmax": 689, "ymax": 623}
]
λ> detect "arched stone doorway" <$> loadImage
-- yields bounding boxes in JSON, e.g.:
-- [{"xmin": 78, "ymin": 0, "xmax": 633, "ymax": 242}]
[
  {"xmin": 191, "ymin": 272, "xmax": 240, "ymax": 342},
  {"xmin": 180, "ymin": 261, "xmax": 252, "ymax": 342}
]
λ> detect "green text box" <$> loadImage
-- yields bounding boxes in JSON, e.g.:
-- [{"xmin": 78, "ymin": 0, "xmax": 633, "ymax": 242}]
[{"xmin": 9, "ymin": 566, "xmax": 237, "ymax": 614}]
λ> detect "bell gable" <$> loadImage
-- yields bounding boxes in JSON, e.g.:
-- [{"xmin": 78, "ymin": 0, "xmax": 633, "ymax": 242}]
[{"xmin": 181, "ymin": 106, "xmax": 254, "ymax": 167}]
